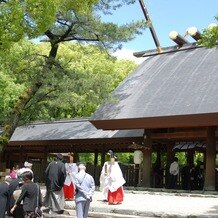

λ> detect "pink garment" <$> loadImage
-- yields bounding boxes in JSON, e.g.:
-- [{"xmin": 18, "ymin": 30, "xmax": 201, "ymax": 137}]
[{"xmin": 10, "ymin": 170, "xmax": 17, "ymax": 179}]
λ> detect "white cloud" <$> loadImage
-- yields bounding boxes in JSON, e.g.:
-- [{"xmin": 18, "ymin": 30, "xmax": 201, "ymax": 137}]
[{"xmin": 112, "ymin": 48, "xmax": 146, "ymax": 64}]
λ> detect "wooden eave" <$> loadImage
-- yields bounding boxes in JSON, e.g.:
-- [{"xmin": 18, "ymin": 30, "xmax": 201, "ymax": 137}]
[
  {"xmin": 90, "ymin": 112, "xmax": 218, "ymax": 131},
  {"xmin": 7, "ymin": 136, "xmax": 143, "ymax": 153}
]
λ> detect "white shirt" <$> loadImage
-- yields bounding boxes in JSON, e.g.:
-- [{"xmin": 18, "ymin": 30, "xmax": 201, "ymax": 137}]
[
  {"xmin": 170, "ymin": 161, "xmax": 179, "ymax": 175},
  {"xmin": 64, "ymin": 163, "xmax": 78, "ymax": 186}
]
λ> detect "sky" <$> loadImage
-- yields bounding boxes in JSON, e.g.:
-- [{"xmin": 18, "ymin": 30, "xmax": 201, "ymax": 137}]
[{"xmin": 104, "ymin": 0, "xmax": 218, "ymax": 63}]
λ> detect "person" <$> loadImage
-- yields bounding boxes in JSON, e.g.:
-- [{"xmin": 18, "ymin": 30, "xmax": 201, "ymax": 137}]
[
  {"xmin": 169, "ymin": 157, "xmax": 179, "ymax": 189},
  {"xmin": 106, "ymin": 155, "xmax": 126, "ymax": 205},
  {"xmin": 7, "ymin": 176, "xmax": 24, "ymax": 218},
  {"xmin": 63, "ymin": 153, "xmax": 78, "ymax": 200},
  {"xmin": 0, "ymin": 175, "xmax": 11, "ymax": 218},
  {"xmin": 181, "ymin": 163, "xmax": 191, "ymax": 190},
  {"xmin": 194, "ymin": 161, "xmax": 204, "ymax": 190},
  {"xmin": 10, "ymin": 166, "xmax": 18, "ymax": 180},
  {"xmin": 10, "ymin": 171, "xmax": 42, "ymax": 218},
  {"xmin": 99, "ymin": 150, "xmax": 113, "ymax": 201},
  {"xmin": 189, "ymin": 164, "xmax": 196, "ymax": 190},
  {"xmin": 74, "ymin": 162, "xmax": 95, "ymax": 218},
  {"xmin": 7, "ymin": 175, "xmax": 24, "ymax": 218},
  {"xmin": 44, "ymin": 153, "xmax": 66, "ymax": 215},
  {"xmin": 17, "ymin": 161, "xmax": 34, "ymax": 180},
  {"xmin": 153, "ymin": 161, "xmax": 164, "ymax": 188}
]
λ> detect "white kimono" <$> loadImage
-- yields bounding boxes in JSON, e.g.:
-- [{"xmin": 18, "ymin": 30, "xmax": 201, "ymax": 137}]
[
  {"xmin": 100, "ymin": 161, "xmax": 125, "ymax": 200},
  {"xmin": 64, "ymin": 163, "xmax": 78, "ymax": 186}
]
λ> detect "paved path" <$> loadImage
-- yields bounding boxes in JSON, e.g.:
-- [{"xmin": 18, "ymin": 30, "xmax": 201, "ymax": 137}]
[{"xmin": 42, "ymin": 188, "xmax": 218, "ymax": 217}]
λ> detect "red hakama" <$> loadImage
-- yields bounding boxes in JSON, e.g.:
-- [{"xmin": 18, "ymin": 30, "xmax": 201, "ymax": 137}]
[
  {"xmin": 63, "ymin": 183, "xmax": 75, "ymax": 200},
  {"xmin": 108, "ymin": 186, "xmax": 124, "ymax": 204}
]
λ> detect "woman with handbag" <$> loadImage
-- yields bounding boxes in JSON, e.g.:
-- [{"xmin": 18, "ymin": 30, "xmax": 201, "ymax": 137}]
[{"xmin": 10, "ymin": 171, "xmax": 42, "ymax": 218}]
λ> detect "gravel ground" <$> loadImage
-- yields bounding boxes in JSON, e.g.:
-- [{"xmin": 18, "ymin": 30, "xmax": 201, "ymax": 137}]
[
  {"xmin": 63, "ymin": 191, "xmax": 218, "ymax": 217},
  {"xmin": 41, "ymin": 188, "xmax": 218, "ymax": 218}
]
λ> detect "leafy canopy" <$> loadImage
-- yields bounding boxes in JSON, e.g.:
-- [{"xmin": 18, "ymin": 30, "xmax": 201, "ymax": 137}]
[
  {"xmin": 198, "ymin": 16, "xmax": 218, "ymax": 47},
  {"xmin": 0, "ymin": 40, "xmax": 136, "ymax": 123}
]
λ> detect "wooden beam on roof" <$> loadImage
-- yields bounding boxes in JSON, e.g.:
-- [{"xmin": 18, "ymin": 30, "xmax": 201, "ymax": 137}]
[
  {"xmin": 151, "ymin": 131, "xmax": 218, "ymax": 140},
  {"xmin": 91, "ymin": 113, "xmax": 218, "ymax": 130}
]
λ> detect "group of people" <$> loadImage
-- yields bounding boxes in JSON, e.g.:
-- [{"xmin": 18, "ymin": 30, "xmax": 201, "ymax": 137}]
[
  {"xmin": 43, "ymin": 153, "xmax": 95, "ymax": 218},
  {"xmin": 169, "ymin": 157, "xmax": 204, "ymax": 190},
  {"xmin": 44, "ymin": 150, "xmax": 125, "ymax": 217},
  {"xmin": 0, "ymin": 150, "xmax": 125, "ymax": 218},
  {"xmin": 181, "ymin": 161, "xmax": 204, "ymax": 190},
  {"xmin": 0, "ymin": 160, "xmax": 41, "ymax": 218}
]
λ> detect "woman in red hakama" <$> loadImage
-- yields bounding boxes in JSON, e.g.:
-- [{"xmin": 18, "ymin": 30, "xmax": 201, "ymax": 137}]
[
  {"xmin": 63, "ymin": 153, "xmax": 78, "ymax": 200},
  {"xmin": 106, "ymin": 154, "xmax": 126, "ymax": 205}
]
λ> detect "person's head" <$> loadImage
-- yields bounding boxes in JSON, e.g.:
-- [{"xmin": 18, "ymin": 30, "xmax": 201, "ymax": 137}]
[
  {"xmin": 110, "ymin": 157, "xmax": 115, "ymax": 163},
  {"xmin": 56, "ymin": 153, "xmax": 63, "ymax": 161},
  {"xmin": 24, "ymin": 160, "xmax": 33, "ymax": 169},
  {"xmin": 5, "ymin": 175, "xmax": 12, "ymax": 183},
  {"xmin": 107, "ymin": 150, "xmax": 113, "ymax": 157},
  {"xmin": 21, "ymin": 171, "xmax": 33, "ymax": 183},
  {"xmin": 77, "ymin": 162, "xmax": 86, "ymax": 172}
]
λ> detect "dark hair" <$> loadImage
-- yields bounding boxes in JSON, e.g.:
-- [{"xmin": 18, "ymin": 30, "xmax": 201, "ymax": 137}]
[
  {"xmin": 21, "ymin": 171, "xmax": 33, "ymax": 181},
  {"xmin": 56, "ymin": 153, "xmax": 63, "ymax": 160}
]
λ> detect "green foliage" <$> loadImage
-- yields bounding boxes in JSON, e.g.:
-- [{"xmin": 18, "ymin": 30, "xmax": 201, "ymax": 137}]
[
  {"xmin": 0, "ymin": 40, "xmax": 136, "ymax": 124},
  {"xmin": 0, "ymin": 0, "xmax": 146, "ymax": 153},
  {"xmin": 116, "ymin": 153, "xmax": 133, "ymax": 164},
  {"xmin": 0, "ymin": 71, "xmax": 25, "ymax": 122},
  {"xmin": 16, "ymin": 43, "xmax": 136, "ymax": 121},
  {"xmin": 78, "ymin": 153, "xmax": 95, "ymax": 165},
  {"xmin": 198, "ymin": 16, "xmax": 218, "ymax": 47},
  {"xmin": 0, "ymin": 0, "xmax": 60, "ymax": 50}
]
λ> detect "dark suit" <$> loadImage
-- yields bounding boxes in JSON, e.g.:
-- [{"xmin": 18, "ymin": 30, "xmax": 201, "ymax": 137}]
[
  {"xmin": 7, "ymin": 178, "xmax": 24, "ymax": 217},
  {"xmin": 0, "ymin": 182, "xmax": 9, "ymax": 218}
]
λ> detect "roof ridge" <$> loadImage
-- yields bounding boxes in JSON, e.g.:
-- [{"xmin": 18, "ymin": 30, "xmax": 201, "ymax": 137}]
[{"xmin": 133, "ymin": 43, "xmax": 202, "ymax": 58}]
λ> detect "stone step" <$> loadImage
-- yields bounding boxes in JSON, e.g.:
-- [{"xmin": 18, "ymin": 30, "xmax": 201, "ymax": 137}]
[{"xmin": 43, "ymin": 209, "xmax": 147, "ymax": 218}]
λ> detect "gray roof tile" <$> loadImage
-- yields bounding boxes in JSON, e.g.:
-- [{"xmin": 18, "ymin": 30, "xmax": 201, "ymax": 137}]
[
  {"xmin": 91, "ymin": 47, "xmax": 218, "ymax": 120},
  {"xmin": 10, "ymin": 118, "xmax": 143, "ymax": 141}
]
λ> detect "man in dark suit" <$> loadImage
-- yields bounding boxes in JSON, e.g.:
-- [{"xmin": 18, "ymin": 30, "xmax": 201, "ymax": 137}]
[
  {"xmin": 44, "ymin": 153, "xmax": 67, "ymax": 215},
  {"xmin": 7, "ymin": 177, "xmax": 24, "ymax": 217},
  {"xmin": 0, "ymin": 175, "xmax": 11, "ymax": 218}
]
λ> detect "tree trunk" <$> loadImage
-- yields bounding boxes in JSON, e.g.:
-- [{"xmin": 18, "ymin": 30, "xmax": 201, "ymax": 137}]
[{"xmin": 0, "ymin": 42, "xmax": 59, "ymax": 161}]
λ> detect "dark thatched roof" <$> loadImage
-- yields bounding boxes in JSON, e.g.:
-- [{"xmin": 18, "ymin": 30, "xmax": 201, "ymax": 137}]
[{"xmin": 91, "ymin": 46, "xmax": 218, "ymax": 130}]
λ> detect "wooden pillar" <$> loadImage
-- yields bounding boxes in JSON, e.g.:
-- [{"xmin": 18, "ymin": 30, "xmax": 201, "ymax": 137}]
[
  {"xmin": 187, "ymin": 150, "xmax": 194, "ymax": 166},
  {"xmin": 141, "ymin": 130, "xmax": 152, "ymax": 187},
  {"xmin": 101, "ymin": 152, "xmax": 105, "ymax": 166},
  {"xmin": 204, "ymin": 127, "xmax": 216, "ymax": 191},
  {"xmin": 19, "ymin": 146, "xmax": 23, "ymax": 167},
  {"xmin": 94, "ymin": 152, "xmax": 98, "ymax": 182},
  {"xmin": 156, "ymin": 148, "xmax": 161, "ymax": 166},
  {"xmin": 42, "ymin": 147, "xmax": 48, "ymax": 183},
  {"xmin": 166, "ymin": 142, "xmax": 175, "ymax": 188},
  {"xmin": 134, "ymin": 164, "xmax": 140, "ymax": 187}
]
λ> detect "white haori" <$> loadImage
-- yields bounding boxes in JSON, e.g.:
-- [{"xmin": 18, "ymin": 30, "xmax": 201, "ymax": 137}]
[
  {"xmin": 64, "ymin": 163, "xmax": 78, "ymax": 186},
  {"xmin": 108, "ymin": 162, "xmax": 126, "ymax": 192},
  {"xmin": 170, "ymin": 161, "xmax": 179, "ymax": 175},
  {"xmin": 100, "ymin": 161, "xmax": 126, "ymax": 195}
]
